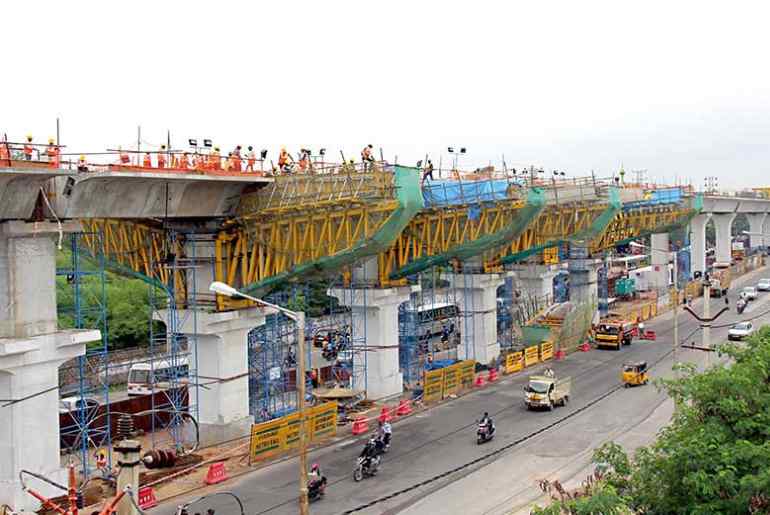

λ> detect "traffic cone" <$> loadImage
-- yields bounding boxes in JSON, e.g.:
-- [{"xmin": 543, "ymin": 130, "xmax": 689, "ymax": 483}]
[
  {"xmin": 351, "ymin": 416, "xmax": 368, "ymax": 435},
  {"xmin": 396, "ymin": 399, "xmax": 412, "ymax": 416},
  {"xmin": 487, "ymin": 368, "xmax": 498, "ymax": 382},
  {"xmin": 474, "ymin": 375, "xmax": 485, "ymax": 387},
  {"xmin": 555, "ymin": 350, "xmax": 566, "ymax": 360}
]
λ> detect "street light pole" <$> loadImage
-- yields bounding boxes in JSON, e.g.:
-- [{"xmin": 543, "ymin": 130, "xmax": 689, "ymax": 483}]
[
  {"xmin": 208, "ymin": 282, "xmax": 310, "ymax": 515},
  {"xmin": 672, "ymin": 250, "xmax": 679, "ymax": 379},
  {"xmin": 703, "ymin": 275, "xmax": 711, "ymax": 367}
]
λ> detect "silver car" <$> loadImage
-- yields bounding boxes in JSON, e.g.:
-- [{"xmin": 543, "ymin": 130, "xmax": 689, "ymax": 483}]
[
  {"xmin": 757, "ymin": 279, "xmax": 770, "ymax": 291},
  {"xmin": 728, "ymin": 321, "xmax": 754, "ymax": 341}
]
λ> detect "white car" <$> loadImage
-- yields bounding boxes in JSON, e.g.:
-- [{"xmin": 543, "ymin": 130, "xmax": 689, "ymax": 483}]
[
  {"xmin": 59, "ymin": 396, "xmax": 100, "ymax": 414},
  {"xmin": 741, "ymin": 286, "xmax": 758, "ymax": 301},
  {"xmin": 757, "ymin": 279, "xmax": 770, "ymax": 291},
  {"xmin": 728, "ymin": 321, "xmax": 754, "ymax": 341}
]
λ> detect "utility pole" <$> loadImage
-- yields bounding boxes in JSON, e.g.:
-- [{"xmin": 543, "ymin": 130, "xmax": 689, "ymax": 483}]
[
  {"xmin": 116, "ymin": 440, "xmax": 141, "ymax": 515},
  {"xmin": 672, "ymin": 249, "xmax": 679, "ymax": 378},
  {"xmin": 295, "ymin": 310, "xmax": 309, "ymax": 515},
  {"xmin": 703, "ymin": 276, "xmax": 711, "ymax": 367}
]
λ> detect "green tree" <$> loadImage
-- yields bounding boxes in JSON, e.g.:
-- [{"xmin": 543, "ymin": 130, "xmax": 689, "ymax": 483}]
[{"xmin": 534, "ymin": 328, "xmax": 770, "ymax": 514}]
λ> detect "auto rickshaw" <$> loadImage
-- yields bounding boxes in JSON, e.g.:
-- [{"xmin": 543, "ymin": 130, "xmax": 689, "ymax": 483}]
[{"xmin": 621, "ymin": 361, "xmax": 649, "ymax": 387}]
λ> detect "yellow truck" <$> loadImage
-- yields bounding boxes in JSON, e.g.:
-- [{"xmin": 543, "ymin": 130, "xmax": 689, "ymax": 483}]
[{"xmin": 595, "ymin": 319, "xmax": 635, "ymax": 350}]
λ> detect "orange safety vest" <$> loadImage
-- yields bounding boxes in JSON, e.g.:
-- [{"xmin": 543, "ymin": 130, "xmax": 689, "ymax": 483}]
[
  {"xmin": 120, "ymin": 152, "xmax": 130, "ymax": 164},
  {"xmin": 179, "ymin": 154, "xmax": 189, "ymax": 170},
  {"xmin": 232, "ymin": 155, "xmax": 242, "ymax": 171},
  {"xmin": 0, "ymin": 144, "xmax": 8, "ymax": 161},
  {"xmin": 46, "ymin": 145, "xmax": 61, "ymax": 167},
  {"xmin": 278, "ymin": 151, "xmax": 289, "ymax": 166},
  {"xmin": 23, "ymin": 144, "xmax": 33, "ymax": 157},
  {"xmin": 143, "ymin": 154, "xmax": 152, "ymax": 167},
  {"xmin": 157, "ymin": 153, "xmax": 166, "ymax": 168},
  {"xmin": 210, "ymin": 152, "xmax": 221, "ymax": 170},
  {"xmin": 299, "ymin": 155, "xmax": 308, "ymax": 171}
]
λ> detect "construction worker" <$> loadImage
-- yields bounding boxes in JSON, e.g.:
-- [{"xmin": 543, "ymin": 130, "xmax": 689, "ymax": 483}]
[
  {"xmin": 298, "ymin": 149, "xmax": 310, "ymax": 173},
  {"xmin": 23, "ymin": 134, "xmax": 34, "ymax": 160},
  {"xmin": 422, "ymin": 159, "xmax": 435, "ymax": 183},
  {"xmin": 178, "ymin": 152, "xmax": 189, "ymax": 170},
  {"xmin": 0, "ymin": 139, "xmax": 9, "ymax": 164},
  {"xmin": 210, "ymin": 146, "xmax": 222, "ymax": 170},
  {"xmin": 143, "ymin": 152, "xmax": 152, "ymax": 168},
  {"xmin": 278, "ymin": 147, "xmax": 292, "ymax": 173},
  {"xmin": 118, "ymin": 146, "xmax": 130, "ymax": 166},
  {"xmin": 231, "ymin": 145, "xmax": 242, "ymax": 172},
  {"xmin": 194, "ymin": 151, "xmax": 206, "ymax": 171},
  {"xmin": 46, "ymin": 138, "xmax": 61, "ymax": 168},
  {"xmin": 361, "ymin": 144, "xmax": 374, "ymax": 170},
  {"xmin": 95, "ymin": 449, "xmax": 109, "ymax": 478},
  {"xmin": 157, "ymin": 145, "xmax": 167, "ymax": 169},
  {"xmin": 246, "ymin": 146, "xmax": 256, "ymax": 172},
  {"xmin": 77, "ymin": 154, "xmax": 88, "ymax": 172}
]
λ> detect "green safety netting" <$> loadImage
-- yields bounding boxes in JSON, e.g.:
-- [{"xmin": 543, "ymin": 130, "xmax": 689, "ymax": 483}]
[
  {"xmin": 389, "ymin": 188, "xmax": 546, "ymax": 280},
  {"xmin": 500, "ymin": 188, "xmax": 622, "ymax": 265},
  {"xmin": 240, "ymin": 165, "xmax": 424, "ymax": 297}
]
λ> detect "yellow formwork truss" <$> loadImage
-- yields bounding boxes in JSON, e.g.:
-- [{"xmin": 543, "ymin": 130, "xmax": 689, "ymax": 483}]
[{"xmin": 590, "ymin": 204, "xmax": 694, "ymax": 252}]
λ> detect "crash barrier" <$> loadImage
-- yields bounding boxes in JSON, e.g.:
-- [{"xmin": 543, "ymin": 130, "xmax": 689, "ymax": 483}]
[
  {"xmin": 248, "ymin": 401, "xmax": 337, "ymax": 463},
  {"xmin": 505, "ymin": 351, "xmax": 524, "ymax": 374},
  {"xmin": 614, "ymin": 300, "xmax": 659, "ymax": 325},
  {"xmin": 504, "ymin": 339, "xmax": 558, "ymax": 376},
  {"xmin": 423, "ymin": 360, "xmax": 477, "ymax": 404},
  {"xmin": 539, "ymin": 341, "xmax": 554, "ymax": 361}
]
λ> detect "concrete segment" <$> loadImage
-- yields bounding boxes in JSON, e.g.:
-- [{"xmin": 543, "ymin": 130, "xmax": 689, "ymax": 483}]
[
  {"xmin": 746, "ymin": 213, "xmax": 767, "ymax": 249},
  {"xmin": 690, "ymin": 213, "xmax": 710, "ymax": 275},
  {"xmin": 0, "ymin": 168, "xmax": 71, "ymax": 220},
  {"xmin": 509, "ymin": 263, "xmax": 559, "ymax": 300}
]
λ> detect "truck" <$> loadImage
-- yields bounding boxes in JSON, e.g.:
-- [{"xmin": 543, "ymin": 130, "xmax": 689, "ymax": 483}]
[
  {"xmin": 709, "ymin": 263, "xmax": 731, "ymax": 298},
  {"xmin": 731, "ymin": 241, "xmax": 745, "ymax": 261},
  {"xmin": 595, "ymin": 318, "xmax": 635, "ymax": 350},
  {"xmin": 524, "ymin": 374, "xmax": 571, "ymax": 410}
]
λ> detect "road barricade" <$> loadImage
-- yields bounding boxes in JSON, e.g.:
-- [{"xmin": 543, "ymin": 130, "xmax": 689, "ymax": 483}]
[
  {"xmin": 423, "ymin": 369, "xmax": 444, "ymax": 403},
  {"xmin": 204, "ymin": 462, "xmax": 228, "ymax": 485},
  {"xmin": 539, "ymin": 341, "xmax": 554, "ymax": 361},
  {"xmin": 138, "ymin": 486, "xmax": 158, "ymax": 509},
  {"xmin": 524, "ymin": 345, "xmax": 540, "ymax": 367},
  {"xmin": 505, "ymin": 351, "xmax": 524, "ymax": 374},
  {"xmin": 442, "ymin": 364, "xmax": 461, "ymax": 397},
  {"xmin": 248, "ymin": 401, "xmax": 338, "ymax": 463}
]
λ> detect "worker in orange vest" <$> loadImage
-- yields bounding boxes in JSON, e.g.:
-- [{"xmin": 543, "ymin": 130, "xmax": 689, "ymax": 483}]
[
  {"xmin": 118, "ymin": 146, "xmax": 130, "ymax": 166},
  {"xmin": 278, "ymin": 147, "xmax": 292, "ymax": 173},
  {"xmin": 245, "ymin": 146, "xmax": 257, "ymax": 172},
  {"xmin": 178, "ymin": 152, "xmax": 189, "ymax": 170},
  {"xmin": 46, "ymin": 138, "xmax": 61, "ymax": 168},
  {"xmin": 0, "ymin": 140, "xmax": 9, "ymax": 164},
  {"xmin": 143, "ymin": 152, "xmax": 152, "ymax": 168},
  {"xmin": 77, "ymin": 154, "xmax": 88, "ymax": 172},
  {"xmin": 157, "ymin": 145, "xmax": 167, "ymax": 169},
  {"xmin": 23, "ymin": 134, "xmax": 34, "ymax": 161},
  {"xmin": 194, "ymin": 152, "xmax": 206, "ymax": 171},
  {"xmin": 231, "ymin": 145, "xmax": 242, "ymax": 172},
  {"xmin": 209, "ymin": 147, "xmax": 221, "ymax": 170},
  {"xmin": 95, "ymin": 449, "xmax": 109, "ymax": 478}
]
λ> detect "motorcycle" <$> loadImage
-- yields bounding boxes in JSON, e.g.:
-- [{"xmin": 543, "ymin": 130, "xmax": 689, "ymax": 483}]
[
  {"xmin": 376, "ymin": 433, "xmax": 391, "ymax": 454},
  {"xmin": 353, "ymin": 455, "xmax": 380, "ymax": 482},
  {"xmin": 308, "ymin": 477, "xmax": 327, "ymax": 501},
  {"xmin": 477, "ymin": 422, "xmax": 495, "ymax": 444},
  {"xmin": 737, "ymin": 299, "xmax": 746, "ymax": 314}
]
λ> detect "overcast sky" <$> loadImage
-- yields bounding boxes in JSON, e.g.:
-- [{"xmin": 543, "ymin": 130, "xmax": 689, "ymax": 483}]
[{"xmin": 3, "ymin": 1, "xmax": 769, "ymax": 189}]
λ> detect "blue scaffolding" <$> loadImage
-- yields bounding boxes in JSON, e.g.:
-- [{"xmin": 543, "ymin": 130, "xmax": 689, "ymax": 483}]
[{"xmin": 56, "ymin": 232, "xmax": 111, "ymax": 478}]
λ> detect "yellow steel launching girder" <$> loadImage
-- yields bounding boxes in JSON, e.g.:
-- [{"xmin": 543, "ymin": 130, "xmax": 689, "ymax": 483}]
[
  {"xmin": 590, "ymin": 204, "xmax": 693, "ymax": 252},
  {"xmin": 79, "ymin": 219, "xmax": 187, "ymax": 301}
]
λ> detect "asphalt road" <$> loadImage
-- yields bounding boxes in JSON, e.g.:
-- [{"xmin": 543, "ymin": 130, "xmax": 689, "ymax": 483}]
[{"xmin": 156, "ymin": 266, "xmax": 770, "ymax": 515}]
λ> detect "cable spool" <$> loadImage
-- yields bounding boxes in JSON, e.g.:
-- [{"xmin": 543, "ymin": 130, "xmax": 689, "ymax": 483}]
[
  {"xmin": 117, "ymin": 414, "xmax": 134, "ymax": 440},
  {"xmin": 142, "ymin": 449, "xmax": 177, "ymax": 469}
]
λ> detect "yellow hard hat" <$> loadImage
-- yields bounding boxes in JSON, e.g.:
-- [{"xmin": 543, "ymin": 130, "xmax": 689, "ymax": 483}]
[
  {"xmin": 48, "ymin": 138, "xmax": 54, "ymax": 144},
  {"xmin": 214, "ymin": 146, "xmax": 220, "ymax": 152},
  {"xmin": 79, "ymin": 154, "xmax": 86, "ymax": 159},
  {"xmin": 26, "ymin": 134, "xmax": 32, "ymax": 141}
]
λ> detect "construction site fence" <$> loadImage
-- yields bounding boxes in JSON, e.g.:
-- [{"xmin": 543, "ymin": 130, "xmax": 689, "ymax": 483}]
[
  {"xmin": 248, "ymin": 401, "xmax": 337, "ymax": 464},
  {"xmin": 503, "ymin": 340, "xmax": 554, "ymax": 375},
  {"xmin": 422, "ymin": 360, "xmax": 476, "ymax": 403}
]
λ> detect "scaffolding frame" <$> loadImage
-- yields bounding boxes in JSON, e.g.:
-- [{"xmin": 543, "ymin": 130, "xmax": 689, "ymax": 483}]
[{"xmin": 56, "ymin": 232, "xmax": 111, "ymax": 478}]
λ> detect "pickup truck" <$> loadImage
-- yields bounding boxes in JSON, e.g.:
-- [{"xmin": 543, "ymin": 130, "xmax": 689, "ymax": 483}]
[{"xmin": 524, "ymin": 375, "xmax": 571, "ymax": 410}]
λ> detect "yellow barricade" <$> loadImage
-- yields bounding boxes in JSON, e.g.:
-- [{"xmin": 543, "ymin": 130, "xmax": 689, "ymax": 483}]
[
  {"xmin": 310, "ymin": 402, "xmax": 338, "ymax": 441},
  {"xmin": 540, "ymin": 341, "xmax": 554, "ymax": 361},
  {"xmin": 524, "ymin": 345, "xmax": 539, "ymax": 367},
  {"xmin": 248, "ymin": 418, "xmax": 285, "ymax": 463},
  {"xmin": 442, "ymin": 364, "xmax": 461, "ymax": 398},
  {"xmin": 424, "ymin": 368, "xmax": 444, "ymax": 403},
  {"xmin": 641, "ymin": 304, "xmax": 651, "ymax": 321},
  {"xmin": 459, "ymin": 360, "xmax": 476, "ymax": 387},
  {"xmin": 249, "ymin": 402, "xmax": 339, "ymax": 463},
  {"xmin": 650, "ymin": 302, "xmax": 658, "ymax": 317},
  {"xmin": 505, "ymin": 351, "xmax": 524, "ymax": 374}
]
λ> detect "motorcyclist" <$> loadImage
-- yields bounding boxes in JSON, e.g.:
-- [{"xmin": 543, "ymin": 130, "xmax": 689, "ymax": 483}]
[
  {"xmin": 309, "ymin": 463, "xmax": 326, "ymax": 488},
  {"xmin": 737, "ymin": 297, "xmax": 747, "ymax": 313},
  {"xmin": 379, "ymin": 420, "xmax": 392, "ymax": 447},
  {"xmin": 360, "ymin": 435, "xmax": 379, "ymax": 468},
  {"xmin": 479, "ymin": 412, "xmax": 495, "ymax": 435}
]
